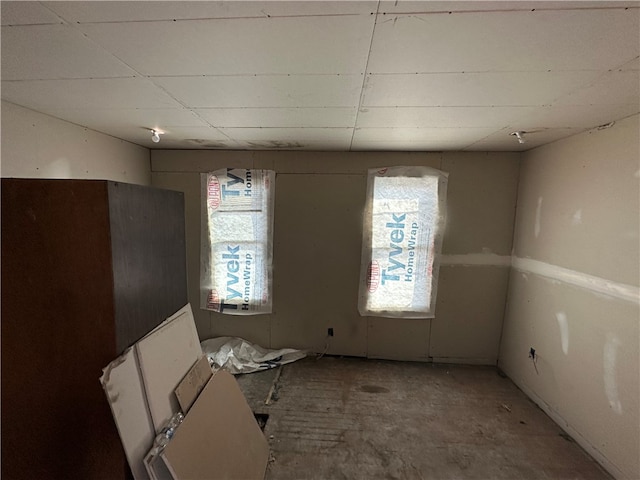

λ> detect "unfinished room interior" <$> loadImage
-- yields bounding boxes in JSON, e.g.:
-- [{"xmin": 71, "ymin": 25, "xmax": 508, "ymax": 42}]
[{"xmin": 1, "ymin": 1, "xmax": 638, "ymax": 479}]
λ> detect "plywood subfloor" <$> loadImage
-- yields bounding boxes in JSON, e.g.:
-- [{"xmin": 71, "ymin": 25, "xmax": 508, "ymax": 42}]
[{"xmin": 236, "ymin": 357, "xmax": 611, "ymax": 480}]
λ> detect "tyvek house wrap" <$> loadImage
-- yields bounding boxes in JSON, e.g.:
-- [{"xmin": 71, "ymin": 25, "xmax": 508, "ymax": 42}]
[
  {"xmin": 201, "ymin": 168, "xmax": 275, "ymax": 315},
  {"xmin": 359, "ymin": 166, "xmax": 448, "ymax": 318}
]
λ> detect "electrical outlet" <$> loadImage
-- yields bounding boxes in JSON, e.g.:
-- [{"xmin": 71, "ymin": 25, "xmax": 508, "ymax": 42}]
[{"xmin": 328, "ymin": 328, "xmax": 334, "ymax": 337}]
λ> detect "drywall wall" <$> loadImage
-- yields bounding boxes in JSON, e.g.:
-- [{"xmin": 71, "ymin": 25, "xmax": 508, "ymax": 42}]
[
  {"xmin": 499, "ymin": 114, "xmax": 640, "ymax": 479},
  {"xmin": 152, "ymin": 151, "xmax": 519, "ymax": 363},
  {"xmin": 1, "ymin": 101, "xmax": 150, "ymax": 185}
]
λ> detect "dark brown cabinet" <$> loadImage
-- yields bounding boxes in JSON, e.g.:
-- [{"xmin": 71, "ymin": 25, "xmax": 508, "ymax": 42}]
[{"xmin": 1, "ymin": 179, "xmax": 188, "ymax": 479}]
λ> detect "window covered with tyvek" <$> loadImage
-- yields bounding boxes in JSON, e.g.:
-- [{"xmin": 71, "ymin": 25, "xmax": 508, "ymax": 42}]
[
  {"xmin": 201, "ymin": 168, "xmax": 275, "ymax": 315},
  {"xmin": 358, "ymin": 166, "xmax": 448, "ymax": 318}
]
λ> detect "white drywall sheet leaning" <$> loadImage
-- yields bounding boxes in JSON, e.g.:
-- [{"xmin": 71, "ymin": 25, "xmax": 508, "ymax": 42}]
[
  {"xmin": 200, "ymin": 168, "xmax": 276, "ymax": 314},
  {"xmin": 136, "ymin": 305, "xmax": 202, "ymax": 433},
  {"xmin": 100, "ymin": 348, "xmax": 155, "ymax": 480},
  {"xmin": 100, "ymin": 304, "xmax": 202, "ymax": 480},
  {"xmin": 358, "ymin": 166, "xmax": 448, "ymax": 318},
  {"xmin": 160, "ymin": 370, "xmax": 270, "ymax": 480}
]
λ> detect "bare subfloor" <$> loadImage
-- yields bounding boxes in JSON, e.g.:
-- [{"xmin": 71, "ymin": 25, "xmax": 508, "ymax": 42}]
[{"xmin": 236, "ymin": 357, "xmax": 611, "ymax": 480}]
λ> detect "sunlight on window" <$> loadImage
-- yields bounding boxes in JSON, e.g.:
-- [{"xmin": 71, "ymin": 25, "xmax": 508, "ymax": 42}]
[
  {"xmin": 200, "ymin": 168, "xmax": 275, "ymax": 315},
  {"xmin": 358, "ymin": 166, "xmax": 448, "ymax": 318}
]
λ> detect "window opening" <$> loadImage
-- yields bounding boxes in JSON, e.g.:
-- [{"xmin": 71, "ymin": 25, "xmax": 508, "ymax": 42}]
[
  {"xmin": 358, "ymin": 166, "xmax": 448, "ymax": 318},
  {"xmin": 200, "ymin": 168, "xmax": 275, "ymax": 315}
]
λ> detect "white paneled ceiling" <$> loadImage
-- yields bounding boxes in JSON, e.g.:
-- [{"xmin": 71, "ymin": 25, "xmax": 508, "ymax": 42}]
[{"xmin": 2, "ymin": 1, "xmax": 639, "ymax": 151}]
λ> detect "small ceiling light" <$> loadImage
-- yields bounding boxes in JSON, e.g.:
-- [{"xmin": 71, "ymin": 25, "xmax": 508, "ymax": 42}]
[
  {"xmin": 510, "ymin": 131, "xmax": 526, "ymax": 144},
  {"xmin": 151, "ymin": 129, "xmax": 164, "ymax": 143}
]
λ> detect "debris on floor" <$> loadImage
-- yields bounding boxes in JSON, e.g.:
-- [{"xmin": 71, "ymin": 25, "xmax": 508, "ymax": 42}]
[
  {"xmin": 237, "ymin": 357, "xmax": 612, "ymax": 480},
  {"xmin": 201, "ymin": 336, "xmax": 306, "ymax": 374},
  {"xmin": 264, "ymin": 365, "xmax": 283, "ymax": 405}
]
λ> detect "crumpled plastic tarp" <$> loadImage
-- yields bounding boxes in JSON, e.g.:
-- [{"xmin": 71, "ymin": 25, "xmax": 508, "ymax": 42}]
[{"xmin": 201, "ymin": 336, "xmax": 306, "ymax": 374}]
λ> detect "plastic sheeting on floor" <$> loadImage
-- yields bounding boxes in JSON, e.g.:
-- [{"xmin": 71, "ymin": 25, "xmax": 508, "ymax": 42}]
[{"xmin": 201, "ymin": 336, "xmax": 306, "ymax": 374}]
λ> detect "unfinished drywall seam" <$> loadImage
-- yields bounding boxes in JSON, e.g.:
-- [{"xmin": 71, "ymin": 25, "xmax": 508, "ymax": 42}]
[
  {"xmin": 512, "ymin": 257, "xmax": 640, "ymax": 304},
  {"xmin": 348, "ymin": 0, "xmax": 379, "ymax": 150},
  {"xmin": 496, "ymin": 153, "xmax": 524, "ymax": 372},
  {"xmin": 439, "ymin": 254, "xmax": 511, "ymax": 267}
]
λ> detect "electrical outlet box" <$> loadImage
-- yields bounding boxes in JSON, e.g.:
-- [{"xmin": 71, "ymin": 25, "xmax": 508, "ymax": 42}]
[{"xmin": 328, "ymin": 328, "xmax": 334, "ymax": 337}]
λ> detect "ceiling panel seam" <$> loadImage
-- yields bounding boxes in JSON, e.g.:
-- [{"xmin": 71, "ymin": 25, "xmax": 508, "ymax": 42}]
[
  {"xmin": 35, "ymin": 3, "xmax": 238, "ymax": 146},
  {"xmin": 548, "ymin": 70, "xmax": 623, "ymax": 105},
  {"xmin": 70, "ymin": 13, "xmax": 367, "ymax": 25},
  {"xmin": 146, "ymin": 73, "xmax": 358, "ymax": 78},
  {"xmin": 611, "ymin": 55, "xmax": 640, "ymax": 71},
  {"xmin": 366, "ymin": 69, "xmax": 616, "ymax": 74},
  {"xmin": 148, "ymin": 81, "xmax": 239, "ymax": 146},
  {"xmin": 34, "ymin": 2, "xmax": 141, "ymax": 81},
  {"xmin": 349, "ymin": 2, "xmax": 380, "ymax": 151},
  {"xmin": 1, "ymin": 76, "xmax": 137, "ymax": 82},
  {"xmin": 378, "ymin": 6, "xmax": 640, "ymax": 15},
  {"xmin": 1, "ymin": 21, "xmax": 61, "ymax": 27},
  {"xmin": 34, "ymin": 1, "xmax": 68, "ymax": 24}
]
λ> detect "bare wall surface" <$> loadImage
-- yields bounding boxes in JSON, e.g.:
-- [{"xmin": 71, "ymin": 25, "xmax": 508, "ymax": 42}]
[
  {"xmin": 152, "ymin": 151, "xmax": 520, "ymax": 363},
  {"xmin": 1, "ymin": 101, "xmax": 151, "ymax": 185},
  {"xmin": 499, "ymin": 114, "xmax": 640, "ymax": 479}
]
